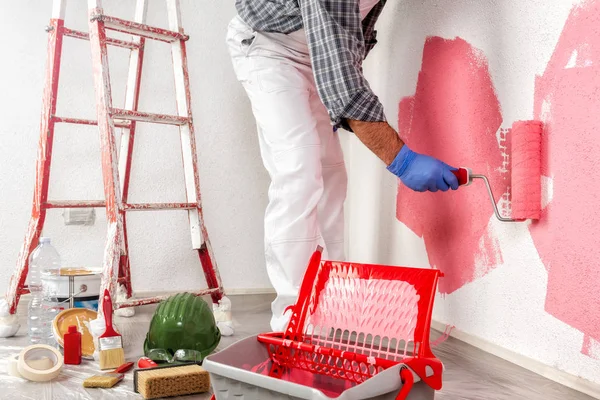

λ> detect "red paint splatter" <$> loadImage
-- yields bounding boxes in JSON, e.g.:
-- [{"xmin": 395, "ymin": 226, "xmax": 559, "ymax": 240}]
[
  {"xmin": 396, "ymin": 36, "xmax": 505, "ymax": 294},
  {"xmin": 531, "ymin": 0, "xmax": 600, "ymax": 352},
  {"xmin": 582, "ymin": 335, "xmax": 600, "ymax": 359}
]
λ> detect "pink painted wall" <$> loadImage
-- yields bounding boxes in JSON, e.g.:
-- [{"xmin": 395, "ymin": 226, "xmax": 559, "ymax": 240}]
[
  {"xmin": 396, "ymin": 0, "xmax": 600, "ymax": 363},
  {"xmin": 531, "ymin": 0, "xmax": 600, "ymax": 355},
  {"xmin": 345, "ymin": 0, "xmax": 600, "ymax": 389},
  {"xmin": 396, "ymin": 36, "xmax": 505, "ymax": 294}
]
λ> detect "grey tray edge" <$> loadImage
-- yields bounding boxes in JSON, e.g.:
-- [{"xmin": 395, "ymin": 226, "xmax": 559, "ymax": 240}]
[
  {"xmin": 204, "ymin": 336, "xmax": 326, "ymax": 399},
  {"xmin": 203, "ymin": 334, "xmax": 410, "ymax": 400}
]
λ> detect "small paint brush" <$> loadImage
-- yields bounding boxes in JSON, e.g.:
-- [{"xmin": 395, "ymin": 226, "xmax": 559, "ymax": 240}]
[
  {"xmin": 83, "ymin": 362, "xmax": 134, "ymax": 388},
  {"xmin": 99, "ymin": 289, "xmax": 125, "ymax": 370}
]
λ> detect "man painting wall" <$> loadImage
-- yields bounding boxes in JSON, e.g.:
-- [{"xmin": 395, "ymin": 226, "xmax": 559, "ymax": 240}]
[{"xmin": 226, "ymin": 0, "xmax": 459, "ymax": 331}]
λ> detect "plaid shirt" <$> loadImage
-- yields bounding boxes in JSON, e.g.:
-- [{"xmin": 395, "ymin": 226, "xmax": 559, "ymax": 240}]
[{"xmin": 235, "ymin": 0, "xmax": 387, "ymax": 130}]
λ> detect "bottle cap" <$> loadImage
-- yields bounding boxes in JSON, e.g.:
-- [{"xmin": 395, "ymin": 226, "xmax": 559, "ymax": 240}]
[
  {"xmin": 67, "ymin": 325, "xmax": 78, "ymax": 334},
  {"xmin": 39, "ymin": 237, "xmax": 51, "ymax": 244}
]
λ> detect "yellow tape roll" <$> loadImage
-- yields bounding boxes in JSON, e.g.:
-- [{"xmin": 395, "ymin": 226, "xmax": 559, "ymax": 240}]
[{"xmin": 17, "ymin": 344, "xmax": 63, "ymax": 382}]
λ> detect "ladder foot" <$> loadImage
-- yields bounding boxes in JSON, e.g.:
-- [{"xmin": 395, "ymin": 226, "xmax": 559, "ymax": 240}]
[
  {"xmin": 217, "ymin": 320, "xmax": 234, "ymax": 337},
  {"xmin": 0, "ymin": 298, "xmax": 20, "ymax": 338},
  {"xmin": 115, "ymin": 308, "xmax": 136, "ymax": 317},
  {"xmin": 213, "ymin": 295, "xmax": 234, "ymax": 336},
  {"xmin": 114, "ymin": 284, "xmax": 136, "ymax": 317}
]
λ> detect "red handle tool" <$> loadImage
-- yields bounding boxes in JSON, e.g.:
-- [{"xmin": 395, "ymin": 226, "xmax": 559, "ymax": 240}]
[
  {"xmin": 113, "ymin": 362, "xmax": 135, "ymax": 373},
  {"xmin": 100, "ymin": 289, "xmax": 119, "ymax": 339},
  {"xmin": 396, "ymin": 367, "xmax": 415, "ymax": 400},
  {"xmin": 451, "ymin": 167, "xmax": 471, "ymax": 186},
  {"xmin": 138, "ymin": 357, "xmax": 159, "ymax": 369}
]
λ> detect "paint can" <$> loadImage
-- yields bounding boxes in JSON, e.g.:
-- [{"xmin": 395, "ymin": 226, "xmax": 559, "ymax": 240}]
[{"xmin": 41, "ymin": 268, "xmax": 101, "ymax": 311}]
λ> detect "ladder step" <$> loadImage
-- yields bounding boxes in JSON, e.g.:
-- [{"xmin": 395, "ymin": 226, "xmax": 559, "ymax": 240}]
[
  {"xmin": 93, "ymin": 14, "xmax": 189, "ymax": 43},
  {"xmin": 45, "ymin": 201, "xmax": 106, "ymax": 209},
  {"xmin": 111, "ymin": 108, "xmax": 189, "ymax": 126},
  {"xmin": 63, "ymin": 27, "xmax": 140, "ymax": 50},
  {"xmin": 53, "ymin": 116, "xmax": 131, "ymax": 129},
  {"xmin": 45, "ymin": 201, "xmax": 196, "ymax": 210},
  {"xmin": 117, "ymin": 288, "xmax": 220, "ymax": 308},
  {"xmin": 123, "ymin": 203, "xmax": 197, "ymax": 211}
]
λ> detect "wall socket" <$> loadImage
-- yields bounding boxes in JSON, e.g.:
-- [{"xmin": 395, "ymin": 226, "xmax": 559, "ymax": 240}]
[{"xmin": 62, "ymin": 208, "xmax": 96, "ymax": 226}]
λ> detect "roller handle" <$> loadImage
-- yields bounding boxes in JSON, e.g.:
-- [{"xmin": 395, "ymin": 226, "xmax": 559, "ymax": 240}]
[{"xmin": 451, "ymin": 167, "xmax": 470, "ymax": 186}]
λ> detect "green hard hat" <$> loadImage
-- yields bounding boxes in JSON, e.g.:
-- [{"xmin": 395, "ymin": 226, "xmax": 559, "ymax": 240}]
[{"xmin": 143, "ymin": 292, "xmax": 221, "ymax": 362}]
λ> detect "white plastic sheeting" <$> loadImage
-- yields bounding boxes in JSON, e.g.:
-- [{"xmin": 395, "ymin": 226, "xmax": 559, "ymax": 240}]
[{"xmin": 0, "ymin": 304, "xmax": 215, "ymax": 399}]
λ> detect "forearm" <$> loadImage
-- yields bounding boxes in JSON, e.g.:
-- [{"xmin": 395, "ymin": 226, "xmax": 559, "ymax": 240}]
[{"xmin": 348, "ymin": 120, "xmax": 404, "ymax": 166}]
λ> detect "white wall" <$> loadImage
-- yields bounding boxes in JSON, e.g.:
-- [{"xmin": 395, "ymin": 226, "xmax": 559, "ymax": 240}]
[
  {"xmin": 0, "ymin": 1, "xmax": 272, "ymax": 294},
  {"xmin": 348, "ymin": 0, "xmax": 600, "ymax": 387}
]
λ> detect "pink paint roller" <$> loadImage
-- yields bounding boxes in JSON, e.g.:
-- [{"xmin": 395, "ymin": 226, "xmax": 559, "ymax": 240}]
[{"xmin": 452, "ymin": 120, "xmax": 542, "ymax": 222}]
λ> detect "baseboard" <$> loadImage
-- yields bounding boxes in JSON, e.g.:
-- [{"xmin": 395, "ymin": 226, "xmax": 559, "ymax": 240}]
[
  {"xmin": 133, "ymin": 288, "xmax": 276, "ymax": 297},
  {"xmin": 431, "ymin": 320, "xmax": 600, "ymax": 399},
  {"xmin": 223, "ymin": 288, "xmax": 276, "ymax": 296}
]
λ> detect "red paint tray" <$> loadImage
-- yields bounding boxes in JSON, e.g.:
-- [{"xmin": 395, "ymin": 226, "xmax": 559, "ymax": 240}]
[{"xmin": 254, "ymin": 246, "xmax": 444, "ymax": 399}]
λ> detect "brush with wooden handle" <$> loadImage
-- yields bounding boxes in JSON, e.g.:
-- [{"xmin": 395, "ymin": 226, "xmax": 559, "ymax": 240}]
[
  {"xmin": 83, "ymin": 361, "xmax": 134, "ymax": 388},
  {"xmin": 99, "ymin": 289, "xmax": 125, "ymax": 370}
]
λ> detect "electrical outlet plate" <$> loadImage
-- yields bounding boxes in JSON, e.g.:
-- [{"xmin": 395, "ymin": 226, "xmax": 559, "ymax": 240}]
[{"xmin": 62, "ymin": 208, "xmax": 96, "ymax": 226}]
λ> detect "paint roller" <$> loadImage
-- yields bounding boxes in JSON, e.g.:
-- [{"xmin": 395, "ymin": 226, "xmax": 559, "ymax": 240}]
[{"xmin": 452, "ymin": 120, "xmax": 542, "ymax": 222}]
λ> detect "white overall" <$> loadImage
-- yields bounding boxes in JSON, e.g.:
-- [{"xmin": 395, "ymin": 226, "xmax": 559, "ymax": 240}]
[{"xmin": 226, "ymin": 1, "xmax": 379, "ymax": 331}]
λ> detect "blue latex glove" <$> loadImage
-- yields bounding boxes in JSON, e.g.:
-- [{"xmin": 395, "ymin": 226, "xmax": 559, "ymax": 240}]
[{"xmin": 387, "ymin": 144, "xmax": 459, "ymax": 192}]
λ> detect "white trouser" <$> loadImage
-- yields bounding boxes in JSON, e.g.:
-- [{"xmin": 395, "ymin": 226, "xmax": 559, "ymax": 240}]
[{"xmin": 226, "ymin": 16, "xmax": 348, "ymax": 332}]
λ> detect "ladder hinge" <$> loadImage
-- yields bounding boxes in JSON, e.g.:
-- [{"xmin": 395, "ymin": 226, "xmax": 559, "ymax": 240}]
[{"xmin": 90, "ymin": 13, "xmax": 105, "ymax": 23}]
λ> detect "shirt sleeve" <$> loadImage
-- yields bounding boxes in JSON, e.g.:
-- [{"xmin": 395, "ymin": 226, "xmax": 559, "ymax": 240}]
[
  {"xmin": 362, "ymin": 2, "xmax": 385, "ymax": 58},
  {"xmin": 298, "ymin": 0, "xmax": 386, "ymax": 131}
]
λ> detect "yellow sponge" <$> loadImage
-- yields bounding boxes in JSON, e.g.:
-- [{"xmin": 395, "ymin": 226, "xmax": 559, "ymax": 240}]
[{"xmin": 134, "ymin": 364, "xmax": 210, "ymax": 399}]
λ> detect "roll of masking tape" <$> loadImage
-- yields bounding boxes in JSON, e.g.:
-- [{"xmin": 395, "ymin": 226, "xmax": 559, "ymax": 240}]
[
  {"xmin": 7, "ymin": 353, "xmax": 21, "ymax": 378},
  {"xmin": 17, "ymin": 344, "xmax": 63, "ymax": 382}
]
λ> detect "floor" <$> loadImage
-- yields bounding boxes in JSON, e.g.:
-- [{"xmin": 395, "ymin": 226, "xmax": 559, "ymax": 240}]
[{"xmin": 0, "ymin": 294, "xmax": 596, "ymax": 400}]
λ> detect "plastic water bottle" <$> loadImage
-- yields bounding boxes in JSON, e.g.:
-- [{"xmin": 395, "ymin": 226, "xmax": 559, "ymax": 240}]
[{"xmin": 27, "ymin": 237, "xmax": 61, "ymax": 345}]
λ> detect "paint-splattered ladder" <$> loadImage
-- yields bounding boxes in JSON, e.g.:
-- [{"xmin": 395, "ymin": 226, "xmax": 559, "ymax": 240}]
[{"xmin": 6, "ymin": 0, "xmax": 230, "ymax": 329}]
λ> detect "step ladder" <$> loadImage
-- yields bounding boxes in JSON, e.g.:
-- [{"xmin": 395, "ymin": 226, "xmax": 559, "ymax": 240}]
[{"xmin": 5, "ymin": 0, "xmax": 232, "ymax": 332}]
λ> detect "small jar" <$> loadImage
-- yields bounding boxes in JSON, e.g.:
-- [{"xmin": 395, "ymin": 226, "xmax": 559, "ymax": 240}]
[{"xmin": 63, "ymin": 325, "xmax": 82, "ymax": 365}]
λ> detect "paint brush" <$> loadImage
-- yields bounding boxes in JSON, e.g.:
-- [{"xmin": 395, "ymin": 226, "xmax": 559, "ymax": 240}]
[
  {"xmin": 99, "ymin": 289, "xmax": 125, "ymax": 370},
  {"xmin": 83, "ymin": 362, "xmax": 134, "ymax": 388}
]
